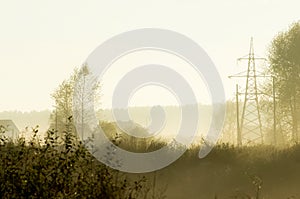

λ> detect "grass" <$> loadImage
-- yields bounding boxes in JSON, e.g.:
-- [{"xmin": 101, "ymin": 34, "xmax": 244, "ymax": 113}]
[{"xmin": 1, "ymin": 122, "xmax": 300, "ymax": 198}]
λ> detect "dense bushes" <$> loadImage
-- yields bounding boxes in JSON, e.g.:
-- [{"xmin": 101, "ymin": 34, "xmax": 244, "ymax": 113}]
[{"xmin": 0, "ymin": 125, "xmax": 151, "ymax": 199}]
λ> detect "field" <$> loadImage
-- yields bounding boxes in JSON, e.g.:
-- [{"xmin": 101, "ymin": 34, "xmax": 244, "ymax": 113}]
[
  {"xmin": 153, "ymin": 144, "xmax": 300, "ymax": 199},
  {"xmin": 1, "ymin": 126, "xmax": 300, "ymax": 199}
]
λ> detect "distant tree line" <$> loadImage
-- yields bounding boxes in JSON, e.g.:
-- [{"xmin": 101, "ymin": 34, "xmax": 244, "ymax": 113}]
[{"xmin": 50, "ymin": 22, "xmax": 300, "ymax": 147}]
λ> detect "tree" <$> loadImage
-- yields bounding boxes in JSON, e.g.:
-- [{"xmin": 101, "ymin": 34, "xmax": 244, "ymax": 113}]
[
  {"xmin": 50, "ymin": 64, "xmax": 100, "ymax": 140},
  {"xmin": 73, "ymin": 64, "xmax": 100, "ymax": 141},
  {"xmin": 268, "ymin": 21, "xmax": 300, "ymax": 143}
]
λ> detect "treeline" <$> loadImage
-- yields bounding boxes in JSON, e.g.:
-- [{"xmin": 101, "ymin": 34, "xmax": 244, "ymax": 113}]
[{"xmin": 48, "ymin": 21, "xmax": 300, "ymax": 148}]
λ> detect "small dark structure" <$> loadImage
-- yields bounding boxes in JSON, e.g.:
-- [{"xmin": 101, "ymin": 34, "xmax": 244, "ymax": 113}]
[{"xmin": 0, "ymin": 120, "xmax": 20, "ymax": 140}]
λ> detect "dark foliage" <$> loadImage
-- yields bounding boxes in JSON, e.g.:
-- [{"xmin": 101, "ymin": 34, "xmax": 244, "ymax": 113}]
[{"xmin": 0, "ymin": 125, "xmax": 149, "ymax": 199}]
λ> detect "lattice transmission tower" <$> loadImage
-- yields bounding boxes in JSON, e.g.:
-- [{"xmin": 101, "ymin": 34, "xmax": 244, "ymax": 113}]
[{"xmin": 229, "ymin": 38, "xmax": 268, "ymax": 146}]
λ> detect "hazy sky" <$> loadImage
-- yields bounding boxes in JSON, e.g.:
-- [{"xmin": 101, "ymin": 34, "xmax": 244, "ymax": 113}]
[{"xmin": 0, "ymin": 0, "xmax": 299, "ymax": 111}]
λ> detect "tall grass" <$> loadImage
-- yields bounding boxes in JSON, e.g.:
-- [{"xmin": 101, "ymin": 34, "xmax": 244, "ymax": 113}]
[{"xmin": 1, "ymin": 121, "xmax": 300, "ymax": 198}]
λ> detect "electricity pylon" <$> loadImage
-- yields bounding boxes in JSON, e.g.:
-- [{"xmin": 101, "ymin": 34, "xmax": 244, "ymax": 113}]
[{"xmin": 229, "ymin": 38, "xmax": 266, "ymax": 145}]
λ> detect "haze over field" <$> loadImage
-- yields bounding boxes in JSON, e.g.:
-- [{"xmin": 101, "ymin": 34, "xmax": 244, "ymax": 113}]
[{"xmin": 1, "ymin": 1, "xmax": 300, "ymax": 198}]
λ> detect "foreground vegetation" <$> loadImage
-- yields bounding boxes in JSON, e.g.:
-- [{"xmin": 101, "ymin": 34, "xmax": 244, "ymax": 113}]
[
  {"xmin": 0, "ymin": 124, "xmax": 157, "ymax": 199},
  {"xmin": 1, "ymin": 122, "xmax": 300, "ymax": 198},
  {"xmin": 155, "ymin": 144, "xmax": 300, "ymax": 199}
]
